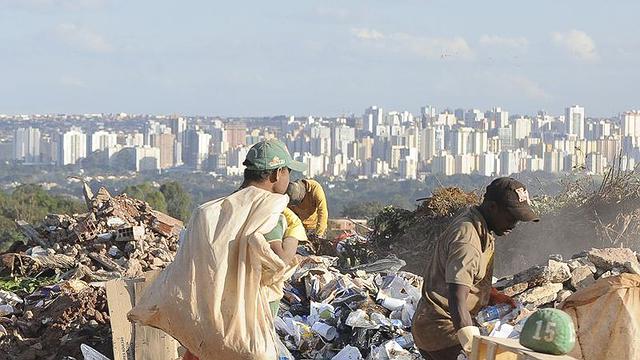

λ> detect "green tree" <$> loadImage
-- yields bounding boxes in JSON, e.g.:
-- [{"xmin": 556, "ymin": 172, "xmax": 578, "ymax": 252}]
[
  {"xmin": 0, "ymin": 185, "xmax": 84, "ymax": 251},
  {"xmin": 160, "ymin": 181, "xmax": 192, "ymax": 221},
  {"xmin": 121, "ymin": 183, "xmax": 168, "ymax": 213}
]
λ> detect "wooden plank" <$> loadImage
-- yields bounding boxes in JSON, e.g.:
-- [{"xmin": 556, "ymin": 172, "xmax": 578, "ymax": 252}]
[
  {"xmin": 471, "ymin": 336, "xmax": 482, "ymax": 360},
  {"xmin": 106, "ymin": 279, "xmax": 135, "ymax": 360},
  {"xmin": 134, "ymin": 271, "xmax": 179, "ymax": 360},
  {"xmin": 486, "ymin": 342, "xmax": 498, "ymax": 360},
  {"xmin": 471, "ymin": 336, "xmax": 577, "ymax": 360}
]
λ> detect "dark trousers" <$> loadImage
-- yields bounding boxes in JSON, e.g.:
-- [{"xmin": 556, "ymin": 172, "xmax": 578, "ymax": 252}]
[{"xmin": 418, "ymin": 345, "xmax": 464, "ymax": 360}]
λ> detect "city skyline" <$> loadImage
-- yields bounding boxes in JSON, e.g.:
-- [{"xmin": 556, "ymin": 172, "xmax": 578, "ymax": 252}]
[
  {"xmin": 1, "ymin": 1, "xmax": 639, "ymax": 116},
  {"xmin": 4, "ymin": 104, "xmax": 640, "ymax": 180}
]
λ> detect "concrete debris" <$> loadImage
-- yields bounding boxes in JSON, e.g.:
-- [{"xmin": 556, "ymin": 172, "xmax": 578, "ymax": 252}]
[
  {"xmin": 0, "ymin": 184, "xmax": 184, "ymax": 359},
  {"xmin": 514, "ymin": 282, "xmax": 563, "ymax": 307},
  {"xmin": 587, "ymin": 247, "xmax": 640, "ymax": 272},
  {"xmin": 495, "ymin": 248, "xmax": 639, "ymax": 311},
  {"xmin": 569, "ymin": 266, "xmax": 596, "ymax": 291}
]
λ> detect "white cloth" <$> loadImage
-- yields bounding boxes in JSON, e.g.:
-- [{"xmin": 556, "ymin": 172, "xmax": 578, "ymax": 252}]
[{"xmin": 128, "ymin": 187, "xmax": 291, "ymax": 360}]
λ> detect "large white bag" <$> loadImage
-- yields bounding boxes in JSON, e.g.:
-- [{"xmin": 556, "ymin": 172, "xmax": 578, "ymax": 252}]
[{"xmin": 128, "ymin": 187, "xmax": 290, "ymax": 360}]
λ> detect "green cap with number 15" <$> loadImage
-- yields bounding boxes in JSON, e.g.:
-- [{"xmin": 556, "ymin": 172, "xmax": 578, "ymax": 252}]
[{"xmin": 519, "ymin": 308, "xmax": 576, "ymax": 355}]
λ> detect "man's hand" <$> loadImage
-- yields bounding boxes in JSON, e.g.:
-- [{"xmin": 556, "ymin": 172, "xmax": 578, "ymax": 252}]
[
  {"xmin": 489, "ymin": 287, "xmax": 516, "ymax": 307},
  {"xmin": 456, "ymin": 326, "xmax": 480, "ymax": 354}
]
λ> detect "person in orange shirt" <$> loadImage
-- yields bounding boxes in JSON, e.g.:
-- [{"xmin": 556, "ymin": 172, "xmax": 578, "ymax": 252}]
[{"xmin": 286, "ymin": 179, "xmax": 328, "ymax": 238}]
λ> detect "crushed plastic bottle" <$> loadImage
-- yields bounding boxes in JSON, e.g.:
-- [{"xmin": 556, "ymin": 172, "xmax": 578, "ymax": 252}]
[{"xmin": 476, "ymin": 304, "xmax": 513, "ymax": 324}]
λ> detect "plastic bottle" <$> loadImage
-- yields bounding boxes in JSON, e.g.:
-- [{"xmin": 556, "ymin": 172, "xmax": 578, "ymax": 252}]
[{"xmin": 476, "ymin": 304, "xmax": 513, "ymax": 324}]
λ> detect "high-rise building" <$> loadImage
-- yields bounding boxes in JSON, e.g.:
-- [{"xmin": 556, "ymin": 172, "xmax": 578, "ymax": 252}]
[
  {"xmin": 58, "ymin": 127, "xmax": 87, "ymax": 165},
  {"xmin": 622, "ymin": 111, "xmax": 640, "ymax": 138},
  {"xmin": 150, "ymin": 132, "xmax": 176, "ymax": 169},
  {"xmin": 363, "ymin": 106, "xmax": 383, "ymax": 134},
  {"xmin": 544, "ymin": 149, "xmax": 565, "ymax": 173},
  {"xmin": 431, "ymin": 153, "xmax": 455, "ymax": 175},
  {"xmin": 419, "ymin": 127, "xmax": 436, "ymax": 163},
  {"xmin": 499, "ymin": 150, "xmax": 518, "ymax": 175},
  {"xmin": 13, "ymin": 127, "xmax": 40, "ymax": 163},
  {"xmin": 512, "ymin": 117, "xmax": 532, "ymax": 140},
  {"xmin": 332, "ymin": 124, "xmax": 356, "ymax": 155},
  {"xmin": 489, "ymin": 107, "xmax": 509, "ymax": 128},
  {"xmin": 184, "ymin": 129, "xmax": 211, "ymax": 170},
  {"xmin": 454, "ymin": 154, "xmax": 474, "ymax": 174},
  {"xmin": 478, "ymin": 152, "xmax": 498, "ymax": 176},
  {"xmin": 565, "ymin": 105, "xmax": 585, "ymax": 139},
  {"xmin": 225, "ymin": 122, "xmax": 247, "ymax": 149},
  {"xmin": 90, "ymin": 130, "xmax": 118, "ymax": 153},
  {"xmin": 134, "ymin": 146, "xmax": 161, "ymax": 172},
  {"xmin": 451, "ymin": 127, "xmax": 473, "ymax": 155},
  {"xmin": 471, "ymin": 130, "xmax": 488, "ymax": 154}
]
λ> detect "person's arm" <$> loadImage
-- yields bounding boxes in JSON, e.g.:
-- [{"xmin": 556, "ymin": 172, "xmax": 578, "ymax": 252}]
[
  {"xmin": 444, "ymin": 230, "xmax": 482, "ymax": 354},
  {"xmin": 313, "ymin": 183, "xmax": 328, "ymax": 237},
  {"xmin": 269, "ymin": 238, "xmax": 298, "ymax": 265},
  {"xmin": 448, "ymin": 283, "xmax": 473, "ymax": 331}
]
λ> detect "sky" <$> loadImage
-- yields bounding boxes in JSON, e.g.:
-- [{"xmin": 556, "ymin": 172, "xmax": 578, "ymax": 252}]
[{"xmin": 1, "ymin": 0, "xmax": 639, "ymax": 117}]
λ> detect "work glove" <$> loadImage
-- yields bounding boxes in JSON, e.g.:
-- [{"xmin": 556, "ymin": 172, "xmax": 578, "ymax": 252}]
[
  {"xmin": 489, "ymin": 287, "xmax": 516, "ymax": 307},
  {"xmin": 456, "ymin": 326, "xmax": 480, "ymax": 354}
]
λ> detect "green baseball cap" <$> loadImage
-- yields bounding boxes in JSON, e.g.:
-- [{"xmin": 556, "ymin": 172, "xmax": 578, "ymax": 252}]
[{"xmin": 243, "ymin": 139, "xmax": 306, "ymax": 173}]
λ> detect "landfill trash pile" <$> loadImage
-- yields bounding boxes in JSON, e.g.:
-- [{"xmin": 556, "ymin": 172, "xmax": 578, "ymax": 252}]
[
  {"xmin": 368, "ymin": 187, "xmax": 480, "ymax": 274},
  {"xmin": 478, "ymin": 247, "xmax": 640, "ymax": 341},
  {"xmin": 275, "ymin": 255, "xmax": 423, "ymax": 360},
  {"xmin": 0, "ymin": 183, "xmax": 183, "ymax": 359}
]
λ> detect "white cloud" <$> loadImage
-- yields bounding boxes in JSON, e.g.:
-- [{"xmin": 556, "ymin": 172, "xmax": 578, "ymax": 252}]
[
  {"xmin": 508, "ymin": 75, "xmax": 550, "ymax": 100},
  {"xmin": 351, "ymin": 28, "xmax": 474, "ymax": 60},
  {"xmin": 351, "ymin": 28, "xmax": 384, "ymax": 41},
  {"xmin": 552, "ymin": 30, "xmax": 598, "ymax": 61},
  {"xmin": 54, "ymin": 23, "xmax": 114, "ymax": 53},
  {"xmin": 479, "ymin": 35, "xmax": 528, "ymax": 49}
]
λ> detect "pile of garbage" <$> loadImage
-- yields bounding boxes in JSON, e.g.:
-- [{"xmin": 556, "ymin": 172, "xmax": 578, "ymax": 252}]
[
  {"xmin": 0, "ymin": 183, "xmax": 183, "ymax": 359},
  {"xmin": 276, "ymin": 255, "xmax": 422, "ymax": 360},
  {"xmin": 369, "ymin": 187, "xmax": 480, "ymax": 274}
]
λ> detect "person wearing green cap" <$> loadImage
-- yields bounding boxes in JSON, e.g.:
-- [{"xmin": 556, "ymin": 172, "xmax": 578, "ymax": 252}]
[
  {"xmin": 239, "ymin": 138, "xmax": 308, "ymax": 310},
  {"xmin": 181, "ymin": 138, "xmax": 307, "ymax": 360}
]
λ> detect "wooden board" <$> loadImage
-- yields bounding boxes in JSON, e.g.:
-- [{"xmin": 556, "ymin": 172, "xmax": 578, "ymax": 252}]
[
  {"xmin": 106, "ymin": 271, "xmax": 180, "ymax": 360},
  {"xmin": 106, "ymin": 279, "xmax": 135, "ymax": 360},
  {"xmin": 134, "ymin": 273, "xmax": 179, "ymax": 360},
  {"xmin": 470, "ymin": 336, "xmax": 577, "ymax": 360}
]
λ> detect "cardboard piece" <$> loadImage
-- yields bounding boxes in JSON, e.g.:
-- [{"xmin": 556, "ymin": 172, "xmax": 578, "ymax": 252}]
[{"xmin": 106, "ymin": 272, "xmax": 180, "ymax": 360}]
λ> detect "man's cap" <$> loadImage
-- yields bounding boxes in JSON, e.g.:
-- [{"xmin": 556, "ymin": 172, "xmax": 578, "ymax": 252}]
[
  {"xmin": 243, "ymin": 139, "xmax": 306, "ymax": 173},
  {"xmin": 484, "ymin": 177, "xmax": 540, "ymax": 222}
]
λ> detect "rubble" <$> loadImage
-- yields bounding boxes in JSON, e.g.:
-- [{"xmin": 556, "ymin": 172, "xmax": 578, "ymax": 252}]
[
  {"xmin": 0, "ymin": 183, "xmax": 183, "ymax": 359},
  {"xmin": 494, "ymin": 248, "xmax": 640, "ymax": 310},
  {"xmin": 569, "ymin": 266, "xmax": 595, "ymax": 291},
  {"xmin": 2, "ymin": 179, "xmax": 640, "ymax": 359},
  {"xmin": 587, "ymin": 247, "xmax": 640, "ymax": 271}
]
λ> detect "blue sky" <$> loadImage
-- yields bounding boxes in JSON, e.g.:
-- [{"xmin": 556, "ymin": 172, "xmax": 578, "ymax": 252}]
[{"xmin": 1, "ymin": 0, "xmax": 639, "ymax": 117}]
